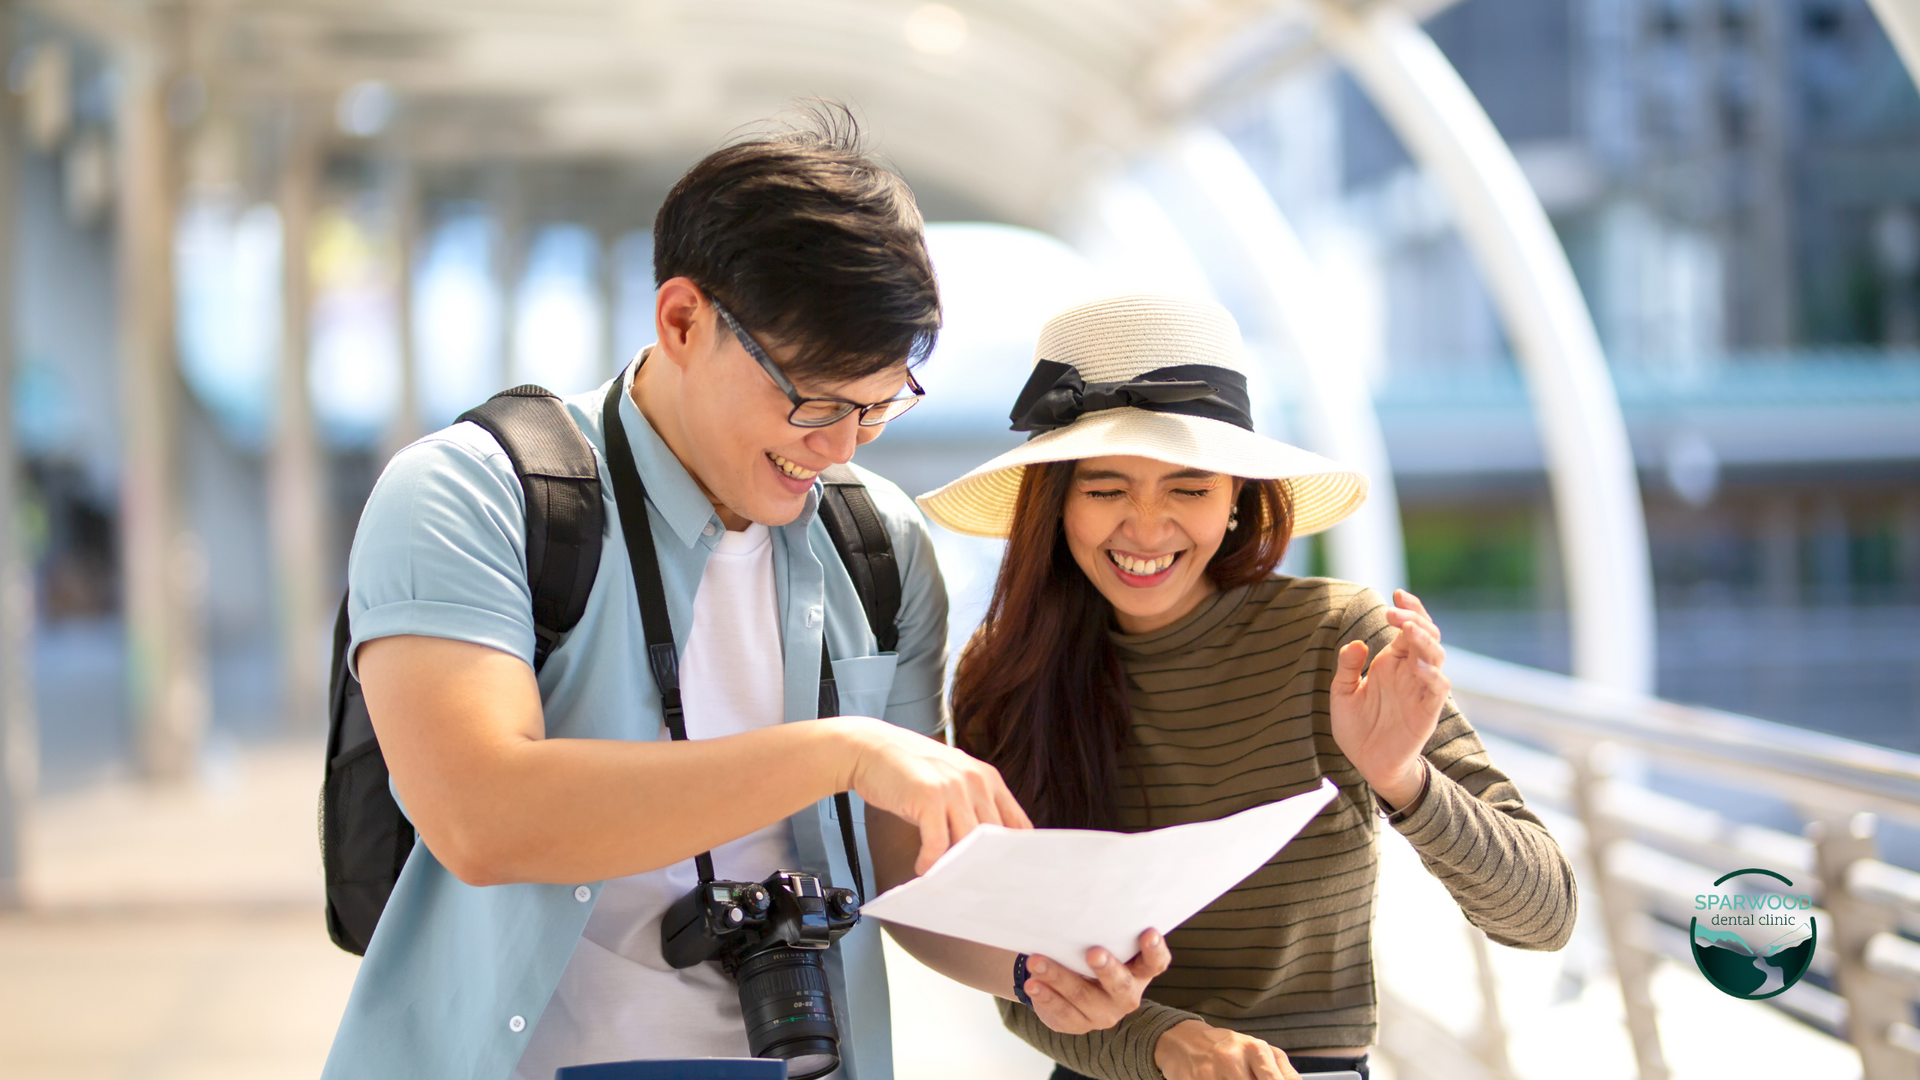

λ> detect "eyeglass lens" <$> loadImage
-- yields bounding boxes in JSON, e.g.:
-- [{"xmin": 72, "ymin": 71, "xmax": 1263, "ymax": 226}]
[{"xmin": 790, "ymin": 395, "xmax": 918, "ymax": 428}]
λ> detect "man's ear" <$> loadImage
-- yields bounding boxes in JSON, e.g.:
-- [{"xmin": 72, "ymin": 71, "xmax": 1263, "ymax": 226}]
[{"xmin": 653, "ymin": 277, "xmax": 708, "ymax": 371}]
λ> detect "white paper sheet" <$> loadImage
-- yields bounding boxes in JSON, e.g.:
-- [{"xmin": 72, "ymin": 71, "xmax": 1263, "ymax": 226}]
[{"xmin": 861, "ymin": 777, "xmax": 1340, "ymax": 979}]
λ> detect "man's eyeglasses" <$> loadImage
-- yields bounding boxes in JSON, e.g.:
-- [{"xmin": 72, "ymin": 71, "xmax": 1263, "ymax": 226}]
[{"xmin": 710, "ymin": 296, "xmax": 925, "ymax": 428}]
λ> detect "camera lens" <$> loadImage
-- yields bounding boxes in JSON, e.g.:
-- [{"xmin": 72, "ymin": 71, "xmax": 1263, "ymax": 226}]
[{"xmin": 733, "ymin": 946, "xmax": 840, "ymax": 1080}]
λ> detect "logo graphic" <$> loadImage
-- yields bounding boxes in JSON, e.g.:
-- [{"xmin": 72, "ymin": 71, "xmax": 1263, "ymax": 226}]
[{"xmin": 1691, "ymin": 868, "xmax": 1817, "ymax": 999}]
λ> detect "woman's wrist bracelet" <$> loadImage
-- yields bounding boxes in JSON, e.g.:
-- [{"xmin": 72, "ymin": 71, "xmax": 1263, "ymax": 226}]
[{"xmin": 1013, "ymin": 953, "xmax": 1034, "ymax": 1007}]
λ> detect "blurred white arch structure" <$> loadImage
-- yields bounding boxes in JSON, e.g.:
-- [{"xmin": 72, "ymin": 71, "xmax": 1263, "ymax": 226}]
[
  {"xmin": 1074, "ymin": 178, "xmax": 1220, "ymax": 304},
  {"xmin": 1157, "ymin": 128, "xmax": 1408, "ymax": 596},
  {"xmin": 1868, "ymin": 0, "xmax": 1920, "ymax": 85},
  {"xmin": 1317, "ymin": 0, "xmax": 1656, "ymax": 696}
]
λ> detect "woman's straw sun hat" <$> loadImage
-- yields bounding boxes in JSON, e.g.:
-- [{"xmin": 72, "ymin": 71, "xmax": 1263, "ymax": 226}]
[{"xmin": 916, "ymin": 295, "xmax": 1370, "ymax": 539}]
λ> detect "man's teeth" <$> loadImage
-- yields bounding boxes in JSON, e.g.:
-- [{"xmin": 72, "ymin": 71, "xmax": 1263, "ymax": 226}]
[
  {"xmin": 1110, "ymin": 551, "xmax": 1177, "ymax": 576},
  {"xmin": 768, "ymin": 452, "xmax": 819, "ymax": 480}
]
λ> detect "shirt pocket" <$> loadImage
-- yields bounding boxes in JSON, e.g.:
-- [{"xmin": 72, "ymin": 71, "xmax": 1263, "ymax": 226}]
[{"xmin": 829, "ymin": 653, "xmax": 898, "ymax": 720}]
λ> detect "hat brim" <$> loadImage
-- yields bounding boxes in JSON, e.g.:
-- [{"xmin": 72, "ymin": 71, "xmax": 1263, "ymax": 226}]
[{"xmin": 916, "ymin": 408, "xmax": 1370, "ymax": 539}]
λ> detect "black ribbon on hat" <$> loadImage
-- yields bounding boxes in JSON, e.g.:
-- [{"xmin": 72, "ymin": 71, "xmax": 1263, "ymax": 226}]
[{"xmin": 1008, "ymin": 360, "xmax": 1254, "ymax": 436}]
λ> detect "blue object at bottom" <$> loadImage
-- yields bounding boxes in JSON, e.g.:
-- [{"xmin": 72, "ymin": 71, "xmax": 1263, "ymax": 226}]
[{"xmin": 556, "ymin": 1059, "xmax": 788, "ymax": 1080}]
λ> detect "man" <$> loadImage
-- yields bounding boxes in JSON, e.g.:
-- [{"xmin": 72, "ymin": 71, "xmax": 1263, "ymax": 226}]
[{"xmin": 323, "ymin": 114, "xmax": 1161, "ymax": 1080}]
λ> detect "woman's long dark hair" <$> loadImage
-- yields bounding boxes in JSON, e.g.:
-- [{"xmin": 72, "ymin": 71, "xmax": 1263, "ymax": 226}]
[{"xmin": 951, "ymin": 461, "xmax": 1295, "ymax": 829}]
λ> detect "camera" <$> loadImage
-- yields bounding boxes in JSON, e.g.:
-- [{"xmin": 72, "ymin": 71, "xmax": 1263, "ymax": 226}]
[{"xmin": 661, "ymin": 869, "xmax": 862, "ymax": 1079}]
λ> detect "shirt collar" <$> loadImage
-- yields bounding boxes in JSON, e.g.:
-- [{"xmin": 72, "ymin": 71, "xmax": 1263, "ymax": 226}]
[{"xmin": 615, "ymin": 351, "xmax": 731, "ymax": 549}]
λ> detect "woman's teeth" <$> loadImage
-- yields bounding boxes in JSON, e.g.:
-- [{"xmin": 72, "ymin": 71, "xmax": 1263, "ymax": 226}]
[
  {"xmin": 768, "ymin": 452, "xmax": 819, "ymax": 480},
  {"xmin": 1109, "ymin": 551, "xmax": 1177, "ymax": 576}
]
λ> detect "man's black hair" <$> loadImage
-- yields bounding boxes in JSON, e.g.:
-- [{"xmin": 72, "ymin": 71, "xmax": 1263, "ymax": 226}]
[{"xmin": 653, "ymin": 103, "xmax": 941, "ymax": 385}]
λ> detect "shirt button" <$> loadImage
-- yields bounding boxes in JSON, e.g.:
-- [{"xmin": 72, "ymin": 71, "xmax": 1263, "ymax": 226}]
[
  {"xmin": 702, "ymin": 523, "xmax": 717, "ymax": 536},
  {"xmin": 508, "ymin": 1015, "xmax": 526, "ymax": 1033},
  {"xmin": 574, "ymin": 885, "xmax": 591, "ymax": 902}
]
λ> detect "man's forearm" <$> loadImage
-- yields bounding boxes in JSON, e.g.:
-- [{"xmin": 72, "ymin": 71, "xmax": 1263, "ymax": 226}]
[
  {"xmin": 420, "ymin": 720, "xmax": 871, "ymax": 886},
  {"xmin": 883, "ymin": 924, "xmax": 1019, "ymax": 999},
  {"xmin": 362, "ymin": 632, "xmax": 874, "ymax": 886}
]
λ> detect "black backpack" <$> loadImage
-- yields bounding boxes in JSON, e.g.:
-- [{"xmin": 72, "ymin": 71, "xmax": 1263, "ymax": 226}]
[{"xmin": 321, "ymin": 385, "xmax": 902, "ymax": 956}]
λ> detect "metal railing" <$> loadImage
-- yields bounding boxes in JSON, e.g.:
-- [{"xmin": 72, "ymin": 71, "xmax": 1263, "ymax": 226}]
[{"xmin": 1384, "ymin": 649, "xmax": 1920, "ymax": 1080}]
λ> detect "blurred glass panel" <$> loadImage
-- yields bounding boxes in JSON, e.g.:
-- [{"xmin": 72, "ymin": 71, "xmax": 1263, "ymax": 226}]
[
  {"xmin": 414, "ymin": 206, "xmax": 504, "ymax": 428},
  {"xmin": 611, "ymin": 230, "xmax": 655, "ymax": 370},
  {"xmin": 511, "ymin": 224, "xmax": 603, "ymax": 395},
  {"xmin": 308, "ymin": 207, "xmax": 401, "ymax": 447},
  {"xmin": 174, "ymin": 196, "xmax": 281, "ymax": 448}
]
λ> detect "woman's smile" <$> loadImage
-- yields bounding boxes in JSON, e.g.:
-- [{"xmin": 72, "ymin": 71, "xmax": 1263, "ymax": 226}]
[{"xmin": 1106, "ymin": 549, "xmax": 1184, "ymax": 587}]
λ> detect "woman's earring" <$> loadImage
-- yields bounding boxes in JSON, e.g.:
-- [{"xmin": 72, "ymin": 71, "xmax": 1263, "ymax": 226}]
[{"xmin": 1226, "ymin": 507, "xmax": 1240, "ymax": 532}]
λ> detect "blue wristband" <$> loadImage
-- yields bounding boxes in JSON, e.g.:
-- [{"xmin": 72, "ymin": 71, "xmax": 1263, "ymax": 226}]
[{"xmin": 1013, "ymin": 953, "xmax": 1034, "ymax": 1007}]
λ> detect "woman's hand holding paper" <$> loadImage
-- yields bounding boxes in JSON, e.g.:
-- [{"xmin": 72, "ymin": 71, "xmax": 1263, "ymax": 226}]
[
  {"xmin": 1021, "ymin": 930, "xmax": 1172, "ymax": 1034},
  {"xmin": 1329, "ymin": 589, "xmax": 1451, "ymax": 811}
]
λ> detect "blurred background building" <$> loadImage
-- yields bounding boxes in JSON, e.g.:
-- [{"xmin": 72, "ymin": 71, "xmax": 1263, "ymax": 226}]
[{"xmin": 1, "ymin": 1, "xmax": 1919, "ymax": 1078}]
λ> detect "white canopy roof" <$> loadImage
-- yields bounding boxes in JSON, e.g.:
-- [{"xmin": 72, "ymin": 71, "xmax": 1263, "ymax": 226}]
[{"xmin": 37, "ymin": 0, "xmax": 1455, "ymax": 225}]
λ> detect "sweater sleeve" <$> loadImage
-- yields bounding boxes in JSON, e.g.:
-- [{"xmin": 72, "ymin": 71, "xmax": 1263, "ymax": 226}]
[
  {"xmin": 1337, "ymin": 589, "xmax": 1579, "ymax": 951},
  {"xmin": 997, "ymin": 997, "xmax": 1200, "ymax": 1080},
  {"xmin": 1391, "ymin": 720, "xmax": 1579, "ymax": 949}
]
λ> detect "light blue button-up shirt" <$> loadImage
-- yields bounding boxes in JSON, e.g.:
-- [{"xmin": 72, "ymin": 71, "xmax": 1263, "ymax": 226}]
[{"xmin": 324, "ymin": 364, "xmax": 949, "ymax": 1080}]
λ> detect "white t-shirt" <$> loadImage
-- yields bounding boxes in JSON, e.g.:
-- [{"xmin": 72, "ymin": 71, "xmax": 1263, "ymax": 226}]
[{"xmin": 513, "ymin": 522, "xmax": 797, "ymax": 1078}]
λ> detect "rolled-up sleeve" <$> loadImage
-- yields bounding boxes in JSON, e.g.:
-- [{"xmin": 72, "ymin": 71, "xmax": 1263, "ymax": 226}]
[{"xmin": 346, "ymin": 425, "xmax": 536, "ymax": 677}]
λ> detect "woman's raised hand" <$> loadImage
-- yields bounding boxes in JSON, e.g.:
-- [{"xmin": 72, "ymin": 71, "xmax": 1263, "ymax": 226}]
[
  {"xmin": 1022, "ymin": 931, "xmax": 1173, "ymax": 1034},
  {"xmin": 1329, "ymin": 588, "xmax": 1450, "ymax": 810},
  {"xmin": 1154, "ymin": 1020, "xmax": 1302, "ymax": 1080},
  {"xmin": 839, "ymin": 718, "xmax": 1033, "ymax": 875}
]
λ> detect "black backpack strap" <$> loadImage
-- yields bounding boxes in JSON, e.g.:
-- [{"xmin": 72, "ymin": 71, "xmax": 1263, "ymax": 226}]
[
  {"xmin": 456, "ymin": 386, "xmax": 605, "ymax": 671},
  {"xmin": 817, "ymin": 464, "xmax": 901, "ymax": 904},
  {"xmin": 817, "ymin": 464, "xmax": 902, "ymax": 654}
]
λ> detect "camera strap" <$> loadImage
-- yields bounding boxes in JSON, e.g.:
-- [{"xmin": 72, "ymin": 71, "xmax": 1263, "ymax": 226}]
[{"xmin": 603, "ymin": 376, "xmax": 866, "ymax": 900}]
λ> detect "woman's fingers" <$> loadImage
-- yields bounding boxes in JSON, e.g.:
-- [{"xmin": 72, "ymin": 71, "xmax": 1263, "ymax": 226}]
[
  {"xmin": 1025, "ymin": 956, "xmax": 1103, "ymax": 1033},
  {"xmin": 1086, "ymin": 946, "xmax": 1143, "ymax": 1013},
  {"xmin": 1264, "ymin": 1045, "xmax": 1302, "ymax": 1080},
  {"xmin": 1393, "ymin": 589, "xmax": 1443, "ymax": 639},
  {"xmin": 1331, "ymin": 640, "xmax": 1369, "ymax": 698},
  {"xmin": 1025, "ymin": 977, "xmax": 1096, "ymax": 1034},
  {"xmin": 1127, "ymin": 928, "xmax": 1171, "ymax": 980},
  {"xmin": 1029, "ymin": 953, "xmax": 1130, "ymax": 1028},
  {"xmin": 1386, "ymin": 596, "xmax": 1443, "ymax": 649},
  {"xmin": 1403, "ymin": 625, "xmax": 1447, "ymax": 669},
  {"xmin": 1226, "ymin": 1038, "xmax": 1294, "ymax": 1080}
]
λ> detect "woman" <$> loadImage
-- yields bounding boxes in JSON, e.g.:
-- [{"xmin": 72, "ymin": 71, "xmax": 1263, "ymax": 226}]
[{"xmin": 917, "ymin": 295, "xmax": 1577, "ymax": 1080}]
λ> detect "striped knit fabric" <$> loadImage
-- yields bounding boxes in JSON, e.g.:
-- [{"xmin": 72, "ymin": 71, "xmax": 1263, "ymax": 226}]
[{"xmin": 998, "ymin": 577, "xmax": 1577, "ymax": 1080}]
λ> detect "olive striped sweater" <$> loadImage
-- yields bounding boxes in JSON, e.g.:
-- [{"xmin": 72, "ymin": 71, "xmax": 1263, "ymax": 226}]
[{"xmin": 999, "ymin": 577, "xmax": 1577, "ymax": 1079}]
